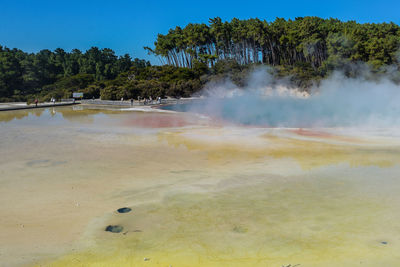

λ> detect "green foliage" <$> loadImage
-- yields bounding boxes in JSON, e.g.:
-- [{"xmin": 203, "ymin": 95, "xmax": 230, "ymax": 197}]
[
  {"xmin": 148, "ymin": 17, "xmax": 400, "ymax": 74},
  {"xmin": 97, "ymin": 65, "xmax": 206, "ymax": 100},
  {"xmin": 2, "ymin": 17, "xmax": 400, "ymax": 102},
  {"xmin": 100, "ymin": 85, "xmax": 121, "ymax": 100},
  {"xmin": 83, "ymin": 84, "xmax": 101, "ymax": 99},
  {"xmin": 39, "ymin": 74, "xmax": 95, "ymax": 101},
  {"xmin": 0, "ymin": 46, "xmax": 150, "ymax": 101},
  {"xmin": 0, "ymin": 46, "xmax": 23, "ymax": 98}
]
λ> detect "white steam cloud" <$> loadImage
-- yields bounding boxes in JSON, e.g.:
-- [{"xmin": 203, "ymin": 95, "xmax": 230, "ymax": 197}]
[{"xmin": 186, "ymin": 67, "xmax": 400, "ymax": 128}]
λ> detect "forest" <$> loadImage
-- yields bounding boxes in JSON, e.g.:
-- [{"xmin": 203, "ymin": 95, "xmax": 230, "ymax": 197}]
[
  {"xmin": 147, "ymin": 17, "xmax": 400, "ymax": 69},
  {"xmin": 1, "ymin": 16, "xmax": 400, "ymax": 102}
]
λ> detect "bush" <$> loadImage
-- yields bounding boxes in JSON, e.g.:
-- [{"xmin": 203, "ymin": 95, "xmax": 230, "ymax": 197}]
[
  {"xmin": 83, "ymin": 85, "xmax": 101, "ymax": 99},
  {"xmin": 100, "ymin": 85, "xmax": 121, "ymax": 100}
]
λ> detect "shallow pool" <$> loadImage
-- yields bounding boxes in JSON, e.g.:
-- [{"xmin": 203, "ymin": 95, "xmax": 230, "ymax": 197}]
[{"xmin": 1, "ymin": 105, "xmax": 400, "ymax": 267}]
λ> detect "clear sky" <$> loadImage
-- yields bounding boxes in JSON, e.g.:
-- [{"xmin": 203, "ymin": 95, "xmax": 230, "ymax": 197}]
[{"xmin": 1, "ymin": 0, "xmax": 399, "ymax": 64}]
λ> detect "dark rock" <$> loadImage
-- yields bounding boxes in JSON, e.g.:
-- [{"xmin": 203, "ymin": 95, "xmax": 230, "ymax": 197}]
[
  {"xmin": 105, "ymin": 225, "xmax": 123, "ymax": 233},
  {"xmin": 117, "ymin": 207, "xmax": 132, "ymax": 213}
]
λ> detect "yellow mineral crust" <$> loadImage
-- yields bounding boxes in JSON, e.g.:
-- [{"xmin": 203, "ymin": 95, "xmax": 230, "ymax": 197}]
[{"xmin": 158, "ymin": 127, "xmax": 398, "ymax": 169}]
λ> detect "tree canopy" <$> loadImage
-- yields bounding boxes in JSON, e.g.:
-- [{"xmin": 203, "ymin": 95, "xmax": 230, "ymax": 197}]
[
  {"xmin": 1, "ymin": 17, "xmax": 400, "ymax": 102},
  {"xmin": 0, "ymin": 46, "xmax": 150, "ymax": 101},
  {"xmin": 146, "ymin": 17, "xmax": 400, "ymax": 71}
]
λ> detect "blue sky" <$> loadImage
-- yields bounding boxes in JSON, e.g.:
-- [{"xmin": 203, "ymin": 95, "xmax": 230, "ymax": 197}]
[{"xmin": 1, "ymin": 0, "xmax": 399, "ymax": 64}]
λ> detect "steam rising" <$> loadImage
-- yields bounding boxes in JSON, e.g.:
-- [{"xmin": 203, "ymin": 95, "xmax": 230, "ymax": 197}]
[{"xmin": 186, "ymin": 67, "xmax": 400, "ymax": 127}]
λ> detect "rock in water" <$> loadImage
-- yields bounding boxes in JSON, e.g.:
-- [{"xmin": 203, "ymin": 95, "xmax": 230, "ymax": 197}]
[
  {"xmin": 105, "ymin": 225, "xmax": 123, "ymax": 233},
  {"xmin": 117, "ymin": 207, "xmax": 132, "ymax": 213}
]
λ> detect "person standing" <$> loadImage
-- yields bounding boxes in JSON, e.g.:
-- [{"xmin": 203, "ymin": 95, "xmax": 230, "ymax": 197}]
[
  {"xmin": 130, "ymin": 98, "xmax": 133, "ymax": 106},
  {"xmin": 34, "ymin": 99, "xmax": 38, "ymax": 107}
]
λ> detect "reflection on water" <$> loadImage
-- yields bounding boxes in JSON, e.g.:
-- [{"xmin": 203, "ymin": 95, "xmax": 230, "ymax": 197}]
[
  {"xmin": 0, "ymin": 105, "xmax": 209, "ymax": 128},
  {"xmin": 0, "ymin": 106, "xmax": 126, "ymax": 124},
  {"xmin": 1, "ymin": 106, "xmax": 400, "ymax": 267}
]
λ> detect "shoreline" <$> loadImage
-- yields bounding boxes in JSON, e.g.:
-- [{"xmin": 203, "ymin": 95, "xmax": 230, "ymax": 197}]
[{"xmin": 0, "ymin": 102, "xmax": 79, "ymax": 111}]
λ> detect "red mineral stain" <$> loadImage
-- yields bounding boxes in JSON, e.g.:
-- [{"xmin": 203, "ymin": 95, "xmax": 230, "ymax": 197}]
[
  {"xmin": 291, "ymin": 128, "xmax": 334, "ymax": 138},
  {"xmin": 123, "ymin": 113, "xmax": 195, "ymax": 128},
  {"xmin": 291, "ymin": 128, "xmax": 363, "ymax": 143}
]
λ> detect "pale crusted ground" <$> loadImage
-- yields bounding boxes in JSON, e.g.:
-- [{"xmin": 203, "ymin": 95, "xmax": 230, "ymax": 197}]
[{"xmin": 1, "ymin": 107, "xmax": 400, "ymax": 267}]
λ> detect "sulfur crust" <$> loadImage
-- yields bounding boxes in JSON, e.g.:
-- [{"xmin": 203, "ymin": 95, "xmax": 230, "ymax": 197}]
[{"xmin": 158, "ymin": 129, "xmax": 397, "ymax": 170}]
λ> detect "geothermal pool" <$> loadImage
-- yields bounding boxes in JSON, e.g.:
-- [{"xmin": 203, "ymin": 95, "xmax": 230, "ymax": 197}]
[{"xmin": 1, "ymin": 105, "xmax": 400, "ymax": 267}]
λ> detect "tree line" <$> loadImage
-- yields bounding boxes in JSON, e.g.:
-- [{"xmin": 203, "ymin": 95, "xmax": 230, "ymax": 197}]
[
  {"xmin": 146, "ymin": 17, "xmax": 400, "ymax": 71},
  {"xmin": 1, "ymin": 16, "xmax": 400, "ymax": 102},
  {"xmin": 0, "ymin": 46, "xmax": 150, "ymax": 101}
]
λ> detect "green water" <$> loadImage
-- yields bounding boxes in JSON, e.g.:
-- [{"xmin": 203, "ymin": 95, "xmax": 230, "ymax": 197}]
[{"xmin": 1, "ymin": 106, "xmax": 400, "ymax": 267}]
